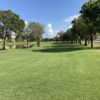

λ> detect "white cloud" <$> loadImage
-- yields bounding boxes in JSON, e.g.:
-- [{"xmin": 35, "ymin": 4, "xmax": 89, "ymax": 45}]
[
  {"xmin": 63, "ymin": 14, "xmax": 80, "ymax": 23},
  {"xmin": 68, "ymin": 25, "xmax": 72, "ymax": 29},
  {"xmin": 43, "ymin": 23, "xmax": 59, "ymax": 38},
  {"xmin": 25, "ymin": 21, "xmax": 28, "ymax": 26}
]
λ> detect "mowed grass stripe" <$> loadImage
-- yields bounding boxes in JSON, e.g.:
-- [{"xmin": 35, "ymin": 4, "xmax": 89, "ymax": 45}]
[{"xmin": 0, "ymin": 43, "xmax": 100, "ymax": 100}]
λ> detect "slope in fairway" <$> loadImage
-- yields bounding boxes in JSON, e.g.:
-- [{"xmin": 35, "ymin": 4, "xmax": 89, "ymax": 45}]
[{"xmin": 0, "ymin": 43, "xmax": 100, "ymax": 100}]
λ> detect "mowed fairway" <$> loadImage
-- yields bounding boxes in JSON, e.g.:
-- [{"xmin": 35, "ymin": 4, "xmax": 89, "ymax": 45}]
[{"xmin": 0, "ymin": 42, "xmax": 100, "ymax": 100}]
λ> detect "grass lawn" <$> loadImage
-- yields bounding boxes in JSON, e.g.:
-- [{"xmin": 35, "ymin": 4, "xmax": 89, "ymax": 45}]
[{"xmin": 0, "ymin": 42, "xmax": 100, "ymax": 100}]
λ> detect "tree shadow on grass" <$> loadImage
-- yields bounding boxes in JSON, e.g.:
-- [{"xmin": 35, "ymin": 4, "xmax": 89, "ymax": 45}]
[{"xmin": 32, "ymin": 44, "xmax": 93, "ymax": 53}]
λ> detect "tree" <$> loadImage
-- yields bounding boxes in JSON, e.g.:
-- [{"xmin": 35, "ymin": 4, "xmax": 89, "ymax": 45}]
[
  {"xmin": 29, "ymin": 22, "xmax": 44, "ymax": 47},
  {"xmin": 0, "ymin": 23, "xmax": 3, "ymax": 39},
  {"xmin": 80, "ymin": 0, "xmax": 100, "ymax": 48},
  {"xmin": 72, "ymin": 16, "xmax": 90, "ymax": 46},
  {"xmin": 54, "ymin": 36, "xmax": 59, "ymax": 44},
  {"xmin": 0, "ymin": 10, "xmax": 25, "ymax": 50},
  {"xmin": 57, "ymin": 31, "xmax": 64, "ymax": 43},
  {"xmin": 15, "ymin": 32, "xmax": 23, "ymax": 42},
  {"xmin": 23, "ymin": 23, "xmax": 32, "ymax": 48},
  {"xmin": 66, "ymin": 28, "xmax": 74, "ymax": 44}
]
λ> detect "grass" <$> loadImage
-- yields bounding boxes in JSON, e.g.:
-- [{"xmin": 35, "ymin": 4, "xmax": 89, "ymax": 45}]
[
  {"xmin": 0, "ymin": 42, "xmax": 100, "ymax": 100},
  {"xmin": 0, "ymin": 41, "xmax": 34, "ymax": 46}
]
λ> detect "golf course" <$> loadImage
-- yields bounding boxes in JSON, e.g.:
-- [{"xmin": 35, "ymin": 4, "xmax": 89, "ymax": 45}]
[
  {"xmin": 0, "ymin": 42, "xmax": 100, "ymax": 100},
  {"xmin": 0, "ymin": 0, "xmax": 100, "ymax": 99}
]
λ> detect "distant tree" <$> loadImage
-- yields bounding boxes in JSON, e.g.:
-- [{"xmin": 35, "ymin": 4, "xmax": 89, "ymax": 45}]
[
  {"xmin": 72, "ymin": 16, "xmax": 90, "ymax": 46},
  {"xmin": 0, "ymin": 10, "xmax": 25, "ymax": 50},
  {"xmin": 29, "ymin": 22, "xmax": 44, "ymax": 47},
  {"xmin": 23, "ymin": 23, "xmax": 32, "ymax": 48},
  {"xmin": 66, "ymin": 28, "xmax": 75, "ymax": 44},
  {"xmin": 54, "ymin": 36, "xmax": 59, "ymax": 43},
  {"xmin": 57, "ymin": 31, "xmax": 65, "ymax": 43},
  {"xmin": 43, "ymin": 38, "xmax": 50, "ymax": 42}
]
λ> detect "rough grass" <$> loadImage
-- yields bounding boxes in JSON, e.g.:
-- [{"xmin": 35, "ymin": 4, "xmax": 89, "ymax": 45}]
[{"xmin": 0, "ymin": 42, "xmax": 100, "ymax": 100}]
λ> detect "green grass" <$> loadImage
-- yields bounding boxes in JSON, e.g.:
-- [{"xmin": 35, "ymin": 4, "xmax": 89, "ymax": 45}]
[
  {"xmin": 0, "ymin": 41, "xmax": 34, "ymax": 46},
  {"xmin": 0, "ymin": 42, "xmax": 100, "ymax": 100}
]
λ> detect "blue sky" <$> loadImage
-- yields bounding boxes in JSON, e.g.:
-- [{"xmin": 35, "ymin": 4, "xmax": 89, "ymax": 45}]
[{"xmin": 0, "ymin": 0, "xmax": 89, "ymax": 38}]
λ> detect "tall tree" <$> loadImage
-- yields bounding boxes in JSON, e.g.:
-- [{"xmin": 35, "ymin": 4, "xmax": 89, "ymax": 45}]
[
  {"xmin": 0, "ymin": 10, "xmax": 25, "ymax": 50},
  {"xmin": 29, "ymin": 22, "xmax": 44, "ymax": 47},
  {"xmin": 80, "ymin": 0, "xmax": 100, "ymax": 48}
]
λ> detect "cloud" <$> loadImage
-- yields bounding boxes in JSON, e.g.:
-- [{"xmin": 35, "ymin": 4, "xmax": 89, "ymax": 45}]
[
  {"xmin": 68, "ymin": 25, "xmax": 72, "ymax": 29},
  {"xmin": 25, "ymin": 21, "xmax": 28, "ymax": 26},
  {"xmin": 43, "ymin": 23, "xmax": 59, "ymax": 38},
  {"xmin": 63, "ymin": 14, "xmax": 80, "ymax": 23}
]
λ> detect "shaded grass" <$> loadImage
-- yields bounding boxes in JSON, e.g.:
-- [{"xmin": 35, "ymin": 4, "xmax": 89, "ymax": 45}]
[
  {"xmin": 0, "ymin": 42, "xmax": 100, "ymax": 100},
  {"xmin": 33, "ymin": 42, "xmax": 100, "ymax": 53}
]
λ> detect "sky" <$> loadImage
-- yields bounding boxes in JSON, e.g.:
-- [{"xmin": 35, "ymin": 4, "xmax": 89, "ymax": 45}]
[{"xmin": 0, "ymin": 0, "xmax": 89, "ymax": 38}]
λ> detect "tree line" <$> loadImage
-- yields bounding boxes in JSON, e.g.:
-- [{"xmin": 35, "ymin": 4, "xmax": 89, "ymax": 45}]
[
  {"xmin": 0, "ymin": 0, "xmax": 100, "ymax": 50},
  {"xmin": 53, "ymin": 0, "xmax": 100, "ymax": 48}
]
